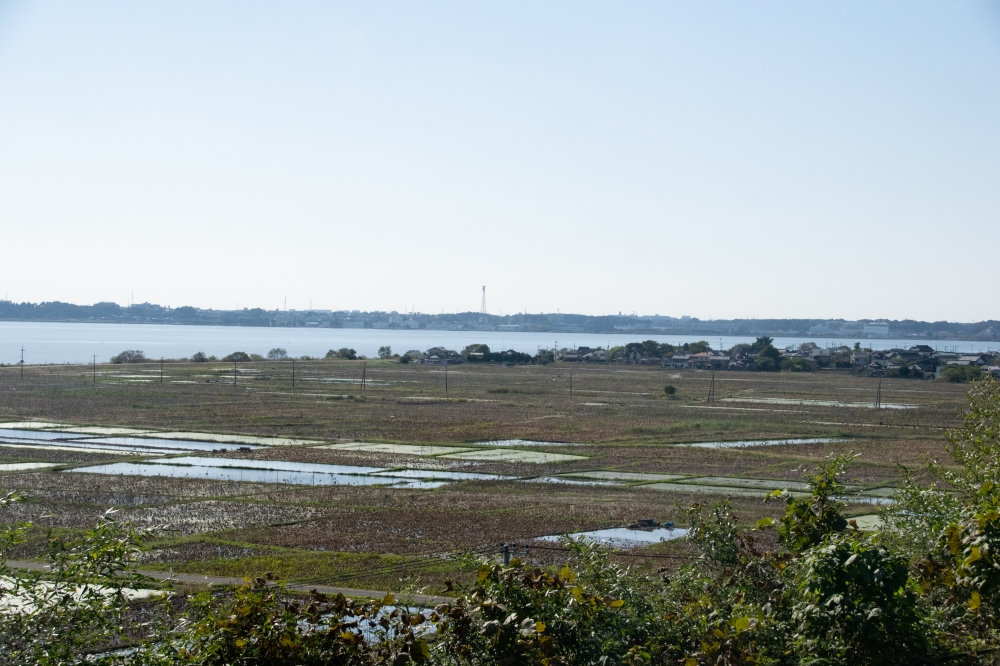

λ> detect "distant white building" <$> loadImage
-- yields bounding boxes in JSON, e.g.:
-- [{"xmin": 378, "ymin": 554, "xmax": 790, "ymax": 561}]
[
  {"xmin": 863, "ymin": 322, "xmax": 890, "ymax": 337},
  {"xmin": 808, "ymin": 321, "xmax": 838, "ymax": 336}
]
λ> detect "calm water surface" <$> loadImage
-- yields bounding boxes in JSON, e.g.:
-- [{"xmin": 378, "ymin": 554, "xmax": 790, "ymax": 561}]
[{"xmin": 1, "ymin": 321, "xmax": 992, "ymax": 365}]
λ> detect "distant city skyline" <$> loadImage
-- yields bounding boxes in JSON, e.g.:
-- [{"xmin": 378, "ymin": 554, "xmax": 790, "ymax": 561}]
[{"xmin": 1, "ymin": 2, "xmax": 998, "ymax": 321}]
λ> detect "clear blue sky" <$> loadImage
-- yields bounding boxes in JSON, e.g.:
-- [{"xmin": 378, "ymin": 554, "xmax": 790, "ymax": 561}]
[{"xmin": 1, "ymin": 1, "xmax": 997, "ymax": 320}]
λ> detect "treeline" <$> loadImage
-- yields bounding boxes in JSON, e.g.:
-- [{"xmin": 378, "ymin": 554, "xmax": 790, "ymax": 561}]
[
  {"xmin": 6, "ymin": 378, "xmax": 1000, "ymax": 663},
  {"xmin": 3, "ymin": 300, "xmax": 999, "ymax": 340}
]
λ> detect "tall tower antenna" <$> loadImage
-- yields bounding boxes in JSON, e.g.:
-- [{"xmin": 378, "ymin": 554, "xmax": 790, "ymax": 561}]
[{"xmin": 480, "ymin": 286, "xmax": 487, "ymax": 314}]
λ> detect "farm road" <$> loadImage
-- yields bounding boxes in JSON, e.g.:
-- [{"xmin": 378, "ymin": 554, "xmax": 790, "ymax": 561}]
[{"xmin": 5, "ymin": 560, "xmax": 449, "ymax": 605}]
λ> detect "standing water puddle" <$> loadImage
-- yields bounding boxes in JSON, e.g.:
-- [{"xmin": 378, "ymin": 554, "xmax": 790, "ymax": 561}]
[
  {"xmin": 69, "ymin": 462, "xmax": 420, "ymax": 487},
  {"xmin": 68, "ymin": 458, "xmax": 496, "ymax": 489},
  {"xmin": 373, "ymin": 469, "xmax": 503, "ymax": 481},
  {"xmin": 678, "ymin": 437, "xmax": 847, "ymax": 449},
  {"xmin": 721, "ymin": 398, "xmax": 916, "ymax": 410},
  {"xmin": 474, "ymin": 439, "xmax": 573, "ymax": 447},
  {"xmin": 0, "ymin": 429, "xmax": 90, "ymax": 442},
  {"xmin": 539, "ymin": 527, "xmax": 689, "ymax": 548},
  {"xmin": 79, "ymin": 437, "xmax": 260, "ymax": 452}
]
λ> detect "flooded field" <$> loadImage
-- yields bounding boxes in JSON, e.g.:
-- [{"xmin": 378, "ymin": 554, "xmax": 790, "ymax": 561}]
[
  {"xmin": 321, "ymin": 442, "xmax": 473, "ymax": 456},
  {"xmin": 677, "ymin": 437, "xmax": 847, "ymax": 449},
  {"xmin": 439, "ymin": 449, "xmax": 586, "ymax": 463},
  {"xmin": 721, "ymin": 397, "xmax": 917, "ymax": 409},
  {"xmin": 141, "ymin": 432, "xmax": 321, "ymax": 446},
  {"xmin": 563, "ymin": 471, "xmax": 686, "ymax": 482},
  {"xmin": 0, "ymin": 356, "xmax": 966, "ymax": 591}
]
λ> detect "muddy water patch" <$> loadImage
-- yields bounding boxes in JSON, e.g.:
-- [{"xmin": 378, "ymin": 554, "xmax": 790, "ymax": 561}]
[
  {"xmin": 721, "ymin": 398, "xmax": 916, "ymax": 410},
  {"xmin": 440, "ymin": 449, "xmax": 586, "ymax": 463},
  {"xmin": 69, "ymin": 462, "xmax": 401, "ymax": 487},
  {"xmin": 563, "ymin": 471, "xmax": 686, "ymax": 482},
  {"xmin": 0, "ymin": 441, "xmax": 178, "ymax": 456},
  {"xmin": 321, "ymin": 442, "xmax": 474, "ymax": 456},
  {"xmin": 0, "ymin": 462, "xmax": 59, "ymax": 472},
  {"xmin": 138, "ymin": 432, "xmax": 320, "ymax": 446},
  {"xmin": 539, "ymin": 527, "xmax": 689, "ymax": 548},
  {"xmin": 0, "ymin": 429, "xmax": 90, "ymax": 442},
  {"xmin": 677, "ymin": 437, "xmax": 848, "ymax": 449},
  {"xmin": 474, "ymin": 439, "xmax": 575, "ymax": 447},
  {"xmin": 80, "ymin": 436, "xmax": 260, "ymax": 453}
]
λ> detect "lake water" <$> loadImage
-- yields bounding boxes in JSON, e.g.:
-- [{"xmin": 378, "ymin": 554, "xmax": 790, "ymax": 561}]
[{"xmin": 1, "ymin": 321, "xmax": 993, "ymax": 366}]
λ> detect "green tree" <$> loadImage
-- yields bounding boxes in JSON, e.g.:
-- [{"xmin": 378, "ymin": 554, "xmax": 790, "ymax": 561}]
[
  {"xmin": 942, "ymin": 365, "xmax": 982, "ymax": 383},
  {"xmin": 378, "ymin": 345, "xmax": 393, "ymax": 359},
  {"xmin": 683, "ymin": 340, "xmax": 712, "ymax": 354},
  {"xmin": 462, "ymin": 343, "xmax": 490, "ymax": 357},
  {"xmin": 266, "ymin": 347, "xmax": 288, "ymax": 360},
  {"xmin": 222, "ymin": 351, "xmax": 251, "ymax": 362}
]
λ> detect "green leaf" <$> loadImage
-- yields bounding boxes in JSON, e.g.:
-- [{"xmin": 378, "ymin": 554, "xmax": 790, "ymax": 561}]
[{"xmin": 732, "ymin": 616, "xmax": 750, "ymax": 632}]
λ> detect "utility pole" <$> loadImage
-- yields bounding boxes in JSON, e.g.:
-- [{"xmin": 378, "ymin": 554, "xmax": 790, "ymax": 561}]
[
  {"xmin": 20, "ymin": 347, "xmax": 23, "ymax": 380},
  {"xmin": 708, "ymin": 369, "xmax": 716, "ymax": 403},
  {"xmin": 292, "ymin": 359, "xmax": 295, "ymax": 389},
  {"xmin": 362, "ymin": 362, "xmax": 367, "ymax": 390},
  {"xmin": 234, "ymin": 360, "xmax": 237, "ymax": 386},
  {"xmin": 160, "ymin": 357, "xmax": 163, "ymax": 383},
  {"xmin": 93, "ymin": 355, "xmax": 96, "ymax": 387},
  {"xmin": 876, "ymin": 376, "xmax": 882, "ymax": 409}
]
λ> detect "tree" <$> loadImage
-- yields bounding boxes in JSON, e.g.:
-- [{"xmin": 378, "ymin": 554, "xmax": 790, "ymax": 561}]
[
  {"xmin": 533, "ymin": 349, "xmax": 554, "ymax": 365},
  {"xmin": 462, "ymin": 343, "xmax": 490, "ymax": 358},
  {"xmin": 222, "ymin": 351, "xmax": 251, "ymax": 362},
  {"xmin": 267, "ymin": 347, "xmax": 288, "ymax": 360},
  {"xmin": 110, "ymin": 350, "xmax": 146, "ymax": 364},
  {"xmin": 664, "ymin": 384, "xmax": 677, "ymax": 396},
  {"xmin": 335, "ymin": 348, "xmax": 357, "ymax": 360},
  {"xmin": 750, "ymin": 336, "xmax": 774, "ymax": 353},
  {"xmin": 377, "ymin": 345, "xmax": 393, "ymax": 359},
  {"xmin": 191, "ymin": 351, "xmax": 208, "ymax": 363},
  {"xmin": 683, "ymin": 340, "xmax": 712, "ymax": 354},
  {"xmin": 942, "ymin": 365, "xmax": 982, "ymax": 383},
  {"xmin": 781, "ymin": 357, "xmax": 813, "ymax": 372}
]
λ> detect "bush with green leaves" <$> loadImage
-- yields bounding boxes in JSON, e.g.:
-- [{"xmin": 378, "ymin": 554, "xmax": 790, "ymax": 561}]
[{"xmin": 942, "ymin": 365, "xmax": 982, "ymax": 383}]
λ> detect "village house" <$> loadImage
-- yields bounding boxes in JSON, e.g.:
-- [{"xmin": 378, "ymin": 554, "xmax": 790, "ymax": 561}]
[
  {"xmin": 418, "ymin": 347, "xmax": 465, "ymax": 365},
  {"xmin": 662, "ymin": 353, "xmax": 692, "ymax": 369}
]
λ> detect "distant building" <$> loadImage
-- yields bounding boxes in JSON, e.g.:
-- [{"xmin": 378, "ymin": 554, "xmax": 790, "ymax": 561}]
[{"xmin": 863, "ymin": 322, "xmax": 890, "ymax": 337}]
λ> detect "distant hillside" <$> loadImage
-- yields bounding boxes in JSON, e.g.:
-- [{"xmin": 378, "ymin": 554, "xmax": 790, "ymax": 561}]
[{"xmin": 0, "ymin": 300, "xmax": 997, "ymax": 341}]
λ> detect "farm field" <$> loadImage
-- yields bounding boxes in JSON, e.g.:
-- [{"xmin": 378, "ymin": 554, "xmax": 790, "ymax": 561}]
[{"xmin": 0, "ymin": 359, "xmax": 970, "ymax": 594}]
